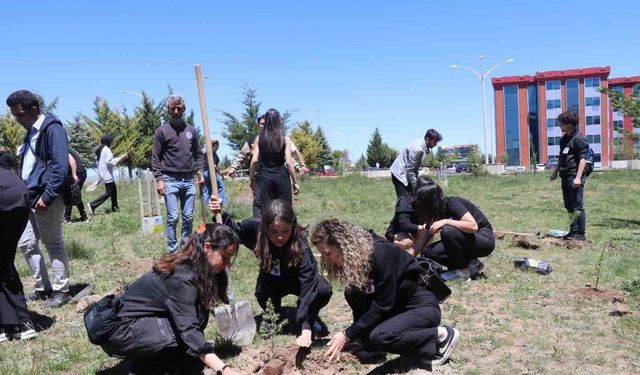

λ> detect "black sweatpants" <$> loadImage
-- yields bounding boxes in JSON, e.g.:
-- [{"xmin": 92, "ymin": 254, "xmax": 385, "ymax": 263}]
[
  {"xmin": 101, "ymin": 316, "xmax": 203, "ymax": 374},
  {"xmin": 391, "ymin": 174, "xmax": 410, "ymax": 198},
  {"xmin": 259, "ymin": 166, "xmax": 292, "ymax": 214},
  {"xmin": 255, "ymin": 273, "xmax": 332, "ymax": 331},
  {"xmin": 64, "ymin": 173, "xmax": 88, "ymax": 220},
  {"xmin": 0, "ymin": 208, "xmax": 31, "ymax": 326},
  {"xmin": 424, "ymin": 225, "xmax": 495, "ymax": 270},
  {"xmin": 561, "ymin": 174, "xmax": 586, "ymax": 235},
  {"xmin": 90, "ymin": 182, "xmax": 119, "ymax": 212},
  {"xmin": 252, "ymin": 173, "xmax": 262, "ymax": 219},
  {"xmin": 345, "ymin": 286, "xmax": 441, "ymax": 356}
]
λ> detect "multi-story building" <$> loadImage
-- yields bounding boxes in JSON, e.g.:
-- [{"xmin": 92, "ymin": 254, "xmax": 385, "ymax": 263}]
[
  {"xmin": 492, "ymin": 66, "xmax": 639, "ymax": 167},
  {"xmin": 439, "ymin": 144, "xmax": 479, "ymax": 162}
]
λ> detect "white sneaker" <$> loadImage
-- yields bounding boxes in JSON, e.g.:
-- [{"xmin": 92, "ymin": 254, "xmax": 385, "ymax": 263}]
[{"xmin": 432, "ymin": 325, "xmax": 459, "ymax": 366}]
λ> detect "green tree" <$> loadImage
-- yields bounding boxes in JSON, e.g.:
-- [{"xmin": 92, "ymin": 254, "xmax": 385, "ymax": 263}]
[
  {"xmin": 313, "ymin": 126, "xmax": 332, "ymax": 168},
  {"xmin": 366, "ymin": 128, "xmax": 397, "ymax": 168},
  {"xmin": 423, "ymin": 153, "xmax": 439, "ymax": 169},
  {"xmin": 66, "ymin": 115, "xmax": 97, "ymax": 166},
  {"xmin": 330, "ymin": 149, "xmax": 345, "ymax": 175},
  {"xmin": 221, "ymin": 87, "xmax": 262, "ymax": 152},
  {"xmin": 601, "ymin": 86, "xmax": 640, "ymax": 158},
  {"xmin": 466, "ymin": 147, "xmax": 483, "ymax": 177},
  {"xmin": 131, "ymin": 92, "xmax": 166, "ymax": 168},
  {"xmin": 290, "ymin": 120, "xmax": 323, "ymax": 171},
  {"xmin": 354, "ymin": 154, "xmax": 368, "ymax": 171}
]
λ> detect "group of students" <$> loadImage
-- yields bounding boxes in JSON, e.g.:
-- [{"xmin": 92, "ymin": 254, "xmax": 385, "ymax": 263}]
[{"xmin": 83, "ymin": 119, "xmax": 500, "ymax": 375}]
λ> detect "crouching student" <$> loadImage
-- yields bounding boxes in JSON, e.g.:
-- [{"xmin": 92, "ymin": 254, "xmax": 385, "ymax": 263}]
[
  {"xmin": 86, "ymin": 224, "xmax": 246, "ymax": 375},
  {"xmin": 415, "ymin": 179, "xmax": 494, "ymax": 275},
  {"xmin": 385, "ymin": 175, "xmax": 439, "ymax": 256},
  {"xmin": 311, "ymin": 219, "xmax": 459, "ymax": 366},
  {"xmin": 209, "ymin": 197, "xmax": 332, "ymax": 348}
]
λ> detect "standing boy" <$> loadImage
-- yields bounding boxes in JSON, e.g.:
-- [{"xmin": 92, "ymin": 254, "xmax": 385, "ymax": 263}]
[
  {"xmin": 550, "ymin": 111, "xmax": 589, "ymax": 241},
  {"xmin": 390, "ymin": 129, "xmax": 443, "ymax": 198},
  {"xmin": 152, "ymin": 96, "xmax": 204, "ymax": 252}
]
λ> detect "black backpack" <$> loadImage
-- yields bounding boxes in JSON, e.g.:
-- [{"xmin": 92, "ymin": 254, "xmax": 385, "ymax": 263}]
[{"xmin": 584, "ymin": 147, "xmax": 594, "ymax": 177}]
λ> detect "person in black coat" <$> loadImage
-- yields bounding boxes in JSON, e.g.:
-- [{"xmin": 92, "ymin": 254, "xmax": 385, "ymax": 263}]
[
  {"xmin": 87, "ymin": 224, "xmax": 246, "ymax": 375},
  {"xmin": 0, "ymin": 152, "xmax": 37, "ymax": 342},
  {"xmin": 311, "ymin": 219, "xmax": 459, "ymax": 366},
  {"xmin": 209, "ymin": 197, "xmax": 332, "ymax": 348}
]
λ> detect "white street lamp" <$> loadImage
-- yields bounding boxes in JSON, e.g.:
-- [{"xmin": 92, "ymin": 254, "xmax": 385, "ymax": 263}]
[{"xmin": 451, "ymin": 56, "xmax": 515, "ymax": 164}]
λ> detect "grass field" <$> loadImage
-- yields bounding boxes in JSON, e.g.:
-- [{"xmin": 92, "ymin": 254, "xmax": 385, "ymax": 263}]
[{"xmin": 1, "ymin": 170, "xmax": 639, "ymax": 374}]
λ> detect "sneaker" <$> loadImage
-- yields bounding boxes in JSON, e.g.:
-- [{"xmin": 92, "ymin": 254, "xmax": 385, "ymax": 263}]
[
  {"xmin": 432, "ymin": 325, "xmax": 459, "ymax": 366},
  {"xmin": 81, "ymin": 217, "xmax": 90, "ymax": 223},
  {"xmin": 10, "ymin": 321, "xmax": 37, "ymax": 340},
  {"xmin": 0, "ymin": 328, "xmax": 8, "ymax": 343},
  {"xmin": 26, "ymin": 289, "xmax": 52, "ymax": 302},
  {"xmin": 45, "ymin": 292, "xmax": 71, "ymax": 309},
  {"xmin": 468, "ymin": 258, "xmax": 485, "ymax": 279},
  {"xmin": 566, "ymin": 233, "xmax": 586, "ymax": 241},
  {"xmin": 63, "ymin": 218, "xmax": 72, "ymax": 224}
]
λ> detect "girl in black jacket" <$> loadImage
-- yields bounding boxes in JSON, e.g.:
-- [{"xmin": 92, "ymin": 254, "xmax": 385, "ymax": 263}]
[
  {"xmin": 311, "ymin": 219, "xmax": 459, "ymax": 366},
  {"xmin": 89, "ymin": 224, "xmax": 246, "ymax": 375},
  {"xmin": 210, "ymin": 198, "xmax": 332, "ymax": 349}
]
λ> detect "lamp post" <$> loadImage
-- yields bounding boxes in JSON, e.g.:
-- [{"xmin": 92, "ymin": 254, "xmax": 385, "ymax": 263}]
[
  {"xmin": 451, "ymin": 56, "xmax": 514, "ymax": 165},
  {"xmin": 121, "ymin": 90, "xmax": 144, "ymax": 99}
]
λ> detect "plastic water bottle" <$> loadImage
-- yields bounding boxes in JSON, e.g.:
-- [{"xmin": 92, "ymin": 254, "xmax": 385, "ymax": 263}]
[{"xmin": 513, "ymin": 256, "xmax": 553, "ymax": 275}]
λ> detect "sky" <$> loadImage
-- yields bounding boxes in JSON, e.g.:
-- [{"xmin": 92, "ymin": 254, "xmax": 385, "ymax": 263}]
[{"xmin": 2, "ymin": 0, "xmax": 639, "ymax": 163}]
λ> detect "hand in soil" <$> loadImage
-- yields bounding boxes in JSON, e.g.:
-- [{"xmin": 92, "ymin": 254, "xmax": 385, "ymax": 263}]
[
  {"xmin": 221, "ymin": 367, "xmax": 247, "ymax": 375},
  {"xmin": 296, "ymin": 329, "xmax": 312, "ymax": 348},
  {"xmin": 325, "ymin": 331, "xmax": 347, "ymax": 363}
]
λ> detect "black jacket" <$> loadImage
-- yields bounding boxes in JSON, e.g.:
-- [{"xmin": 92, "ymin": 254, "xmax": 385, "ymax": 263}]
[
  {"xmin": 222, "ymin": 213, "xmax": 322, "ymax": 330},
  {"xmin": 558, "ymin": 129, "xmax": 589, "ymax": 177},
  {"xmin": 151, "ymin": 121, "xmax": 205, "ymax": 180},
  {"xmin": 116, "ymin": 265, "xmax": 213, "ymax": 357},
  {"xmin": 345, "ymin": 232, "xmax": 424, "ymax": 341},
  {"xmin": 385, "ymin": 194, "xmax": 420, "ymax": 241}
]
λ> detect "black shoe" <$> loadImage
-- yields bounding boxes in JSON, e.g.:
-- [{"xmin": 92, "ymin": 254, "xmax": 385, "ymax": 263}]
[
  {"xmin": 9, "ymin": 321, "xmax": 37, "ymax": 340},
  {"xmin": 468, "ymin": 258, "xmax": 485, "ymax": 279},
  {"xmin": 45, "ymin": 292, "xmax": 71, "ymax": 308},
  {"xmin": 26, "ymin": 289, "xmax": 52, "ymax": 302},
  {"xmin": 565, "ymin": 233, "xmax": 586, "ymax": 241},
  {"xmin": 63, "ymin": 218, "xmax": 72, "ymax": 224},
  {"xmin": 432, "ymin": 325, "xmax": 459, "ymax": 366}
]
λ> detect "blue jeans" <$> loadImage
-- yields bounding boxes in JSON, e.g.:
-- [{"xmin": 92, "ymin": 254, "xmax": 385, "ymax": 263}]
[
  {"xmin": 163, "ymin": 174, "xmax": 196, "ymax": 252},
  {"xmin": 203, "ymin": 170, "xmax": 227, "ymax": 208}
]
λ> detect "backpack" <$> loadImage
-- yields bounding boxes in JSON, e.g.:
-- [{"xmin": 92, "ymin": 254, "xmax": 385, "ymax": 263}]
[{"xmin": 584, "ymin": 147, "xmax": 594, "ymax": 177}]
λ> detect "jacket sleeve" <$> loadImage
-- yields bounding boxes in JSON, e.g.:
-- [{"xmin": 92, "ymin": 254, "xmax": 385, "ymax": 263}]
[
  {"xmin": 162, "ymin": 274, "xmax": 214, "ymax": 357},
  {"xmin": 574, "ymin": 136, "xmax": 589, "ymax": 161},
  {"xmin": 222, "ymin": 213, "xmax": 259, "ymax": 251},
  {"xmin": 229, "ymin": 142, "xmax": 251, "ymax": 171},
  {"xmin": 40, "ymin": 125, "xmax": 69, "ymax": 205},
  {"xmin": 295, "ymin": 237, "xmax": 321, "ymax": 330},
  {"xmin": 193, "ymin": 129, "xmax": 205, "ymax": 172},
  {"xmin": 151, "ymin": 128, "xmax": 164, "ymax": 180}
]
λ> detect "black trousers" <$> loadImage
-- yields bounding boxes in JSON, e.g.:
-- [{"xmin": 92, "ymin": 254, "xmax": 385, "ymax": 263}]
[
  {"xmin": 561, "ymin": 174, "xmax": 586, "ymax": 235},
  {"xmin": 255, "ymin": 273, "xmax": 332, "ymax": 330},
  {"xmin": 0, "ymin": 208, "xmax": 30, "ymax": 326},
  {"xmin": 64, "ymin": 173, "xmax": 87, "ymax": 220},
  {"xmin": 259, "ymin": 166, "xmax": 292, "ymax": 214},
  {"xmin": 391, "ymin": 174, "xmax": 410, "ymax": 198},
  {"xmin": 345, "ymin": 286, "xmax": 441, "ymax": 356},
  {"xmin": 252, "ymin": 173, "xmax": 262, "ymax": 219},
  {"xmin": 90, "ymin": 182, "xmax": 119, "ymax": 212},
  {"xmin": 424, "ymin": 225, "xmax": 495, "ymax": 270},
  {"xmin": 101, "ymin": 316, "xmax": 203, "ymax": 375}
]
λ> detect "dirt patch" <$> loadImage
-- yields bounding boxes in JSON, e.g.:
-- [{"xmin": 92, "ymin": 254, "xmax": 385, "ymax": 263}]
[
  {"xmin": 540, "ymin": 237, "xmax": 592, "ymax": 250},
  {"xmin": 511, "ymin": 235, "xmax": 539, "ymax": 249},
  {"xmin": 570, "ymin": 287, "xmax": 624, "ymax": 300}
]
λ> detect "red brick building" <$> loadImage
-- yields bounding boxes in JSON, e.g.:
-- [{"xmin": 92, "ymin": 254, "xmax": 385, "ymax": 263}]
[{"xmin": 492, "ymin": 66, "xmax": 639, "ymax": 167}]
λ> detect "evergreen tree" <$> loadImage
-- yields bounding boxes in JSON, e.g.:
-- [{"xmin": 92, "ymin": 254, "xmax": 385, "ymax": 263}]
[
  {"xmin": 314, "ymin": 126, "xmax": 332, "ymax": 167},
  {"xmin": 366, "ymin": 127, "xmax": 397, "ymax": 167},
  {"xmin": 354, "ymin": 154, "xmax": 368, "ymax": 171},
  {"xmin": 66, "ymin": 115, "xmax": 97, "ymax": 166},
  {"xmin": 132, "ymin": 92, "xmax": 165, "ymax": 168},
  {"xmin": 221, "ymin": 87, "xmax": 262, "ymax": 152},
  {"xmin": 290, "ymin": 120, "xmax": 323, "ymax": 171}
]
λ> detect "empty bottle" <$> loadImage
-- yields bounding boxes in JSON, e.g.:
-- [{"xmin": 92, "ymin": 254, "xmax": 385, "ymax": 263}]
[{"xmin": 513, "ymin": 256, "xmax": 553, "ymax": 275}]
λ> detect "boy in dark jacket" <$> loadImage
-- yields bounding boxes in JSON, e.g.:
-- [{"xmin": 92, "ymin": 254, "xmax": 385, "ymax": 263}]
[{"xmin": 550, "ymin": 111, "xmax": 589, "ymax": 241}]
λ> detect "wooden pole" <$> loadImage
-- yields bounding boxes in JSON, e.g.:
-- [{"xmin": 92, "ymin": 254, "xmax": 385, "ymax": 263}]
[
  {"xmin": 195, "ymin": 64, "xmax": 222, "ymax": 224},
  {"xmin": 137, "ymin": 171, "xmax": 145, "ymax": 230},
  {"xmin": 145, "ymin": 169, "xmax": 153, "ymax": 217}
]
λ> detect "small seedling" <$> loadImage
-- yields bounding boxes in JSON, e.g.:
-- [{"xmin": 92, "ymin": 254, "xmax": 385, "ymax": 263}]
[{"xmin": 259, "ymin": 300, "xmax": 286, "ymax": 360}]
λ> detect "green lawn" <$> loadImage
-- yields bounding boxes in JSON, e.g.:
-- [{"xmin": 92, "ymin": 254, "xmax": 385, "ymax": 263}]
[{"xmin": 1, "ymin": 170, "xmax": 639, "ymax": 374}]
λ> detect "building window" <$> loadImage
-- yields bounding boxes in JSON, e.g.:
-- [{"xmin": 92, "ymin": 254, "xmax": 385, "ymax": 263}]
[
  {"xmin": 527, "ymin": 84, "xmax": 539, "ymax": 161},
  {"xmin": 585, "ymin": 96, "xmax": 600, "ymax": 106},
  {"xmin": 586, "ymin": 135, "xmax": 601, "ymax": 144},
  {"xmin": 504, "ymin": 85, "xmax": 520, "ymax": 166},
  {"xmin": 586, "ymin": 116, "xmax": 601, "ymax": 125},
  {"xmin": 613, "ymin": 120, "xmax": 624, "ymax": 130},
  {"xmin": 547, "ymin": 118, "xmax": 559, "ymax": 128},
  {"xmin": 566, "ymin": 79, "xmax": 579, "ymax": 114},
  {"xmin": 547, "ymin": 136, "xmax": 562, "ymax": 146},
  {"xmin": 546, "ymin": 99, "xmax": 561, "ymax": 109},
  {"xmin": 634, "ymin": 84, "xmax": 640, "ymax": 95},
  {"xmin": 585, "ymin": 77, "xmax": 600, "ymax": 88},
  {"xmin": 545, "ymin": 80, "xmax": 561, "ymax": 90},
  {"xmin": 612, "ymin": 86, "xmax": 624, "ymax": 93}
]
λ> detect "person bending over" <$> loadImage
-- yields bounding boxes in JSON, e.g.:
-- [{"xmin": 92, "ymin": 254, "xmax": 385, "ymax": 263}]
[
  {"xmin": 390, "ymin": 129, "xmax": 442, "ymax": 198},
  {"xmin": 311, "ymin": 219, "xmax": 459, "ymax": 366},
  {"xmin": 87, "ymin": 224, "xmax": 246, "ymax": 375},
  {"xmin": 210, "ymin": 197, "xmax": 332, "ymax": 348}
]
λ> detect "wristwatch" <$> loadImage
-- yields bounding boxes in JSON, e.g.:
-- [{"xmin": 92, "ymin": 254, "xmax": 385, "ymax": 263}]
[{"xmin": 216, "ymin": 364, "xmax": 229, "ymax": 375}]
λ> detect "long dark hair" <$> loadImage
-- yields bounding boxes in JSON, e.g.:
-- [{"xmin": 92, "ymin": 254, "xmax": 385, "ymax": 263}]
[
  {"xmin": 95, "ymin": 134, "xmax": 113, "ymax": 162},
  {"xmin": 411, "ymin": 175, "xmax": 447, "ymax": 228},
  {"xmin": 260, "ymin": 108, "xmax": 285, "ymax": 155},
  {"xmin": 255, "ymin": 200, "xmax": 304, "ymax": 272},
  {"xmin": 153, "ymin": 223, "xmax": 239, "ymax": 307}
]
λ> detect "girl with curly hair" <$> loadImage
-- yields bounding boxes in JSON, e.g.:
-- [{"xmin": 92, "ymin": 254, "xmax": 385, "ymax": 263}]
[
  {"xmin": 209, "ymin": 197, "xmax": 332, "ymax": 349},
  {"xmin": 87, "ymin": 224, "xmax": 246, "ymax": 375},
  {"xmin": 311, "ymin": 219, "xmax": 459, "ymax": 366}
]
